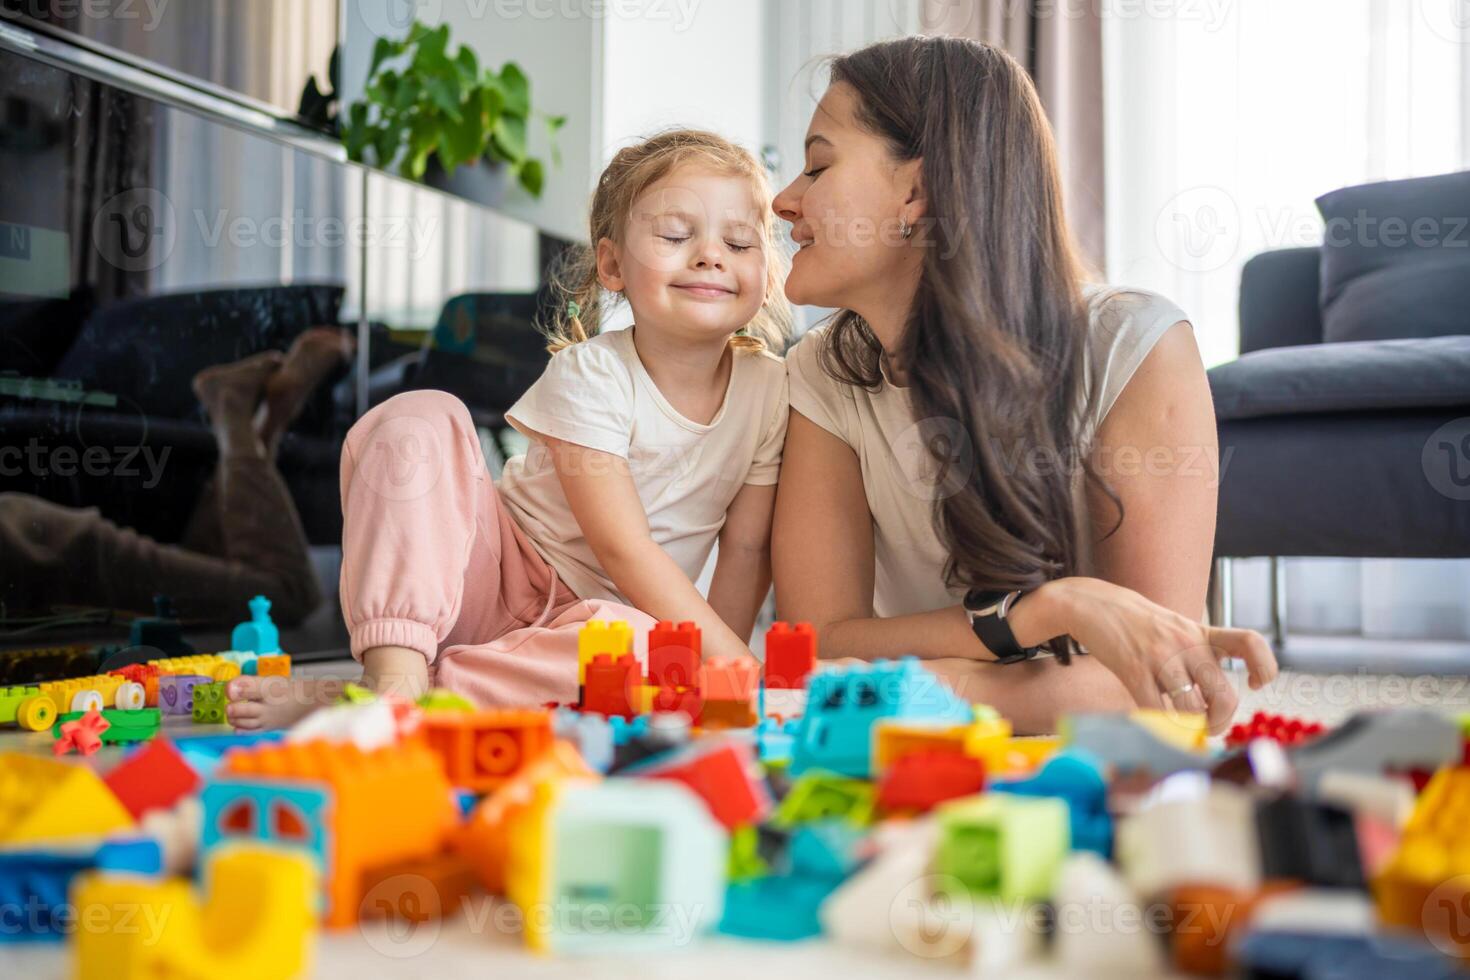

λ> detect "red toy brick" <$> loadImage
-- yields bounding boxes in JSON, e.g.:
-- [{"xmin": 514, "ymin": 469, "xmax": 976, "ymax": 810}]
[
  {"xmin": 876, "ymin": 749, "xmax": 986, "ymax": 813},
  {"xmin": 583, "ymin": 653, "xmax": 640, "ymax": 719},
  {"xmin": 764, "ymin": 621, "xmax": 817, "ymax": 689},
  {"xmin": 653, "ymin": 684, "xmax": 703, "ymax": 721},
  {"xmin": 637, "ymin": 739, "xmax": 771, "ymax": 830},
  {"xmin": 102, "ymin": 737, "xmax": 202, "ymax": 818},
  {"xmin": 649, "ymin": 620, "xmax": 701, "ymax": 688},
  {"xmin": 1225, "ymin": 711, "xmax": 1327, "ymax": 749}
]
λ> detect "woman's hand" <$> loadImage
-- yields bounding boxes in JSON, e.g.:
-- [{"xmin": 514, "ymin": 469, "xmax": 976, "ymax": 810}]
[{"xmin": 1014, "ymin": 577, "xmax": 1279, "ymax": 734}]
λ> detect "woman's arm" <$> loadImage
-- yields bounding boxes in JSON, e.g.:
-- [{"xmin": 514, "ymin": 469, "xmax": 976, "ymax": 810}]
[
  {"xmin": 707, "ymin": 482, "xmax": 777, "ymax": 643},
  {"xmin": 541, "ymin": 433, "xmax": 755, "ymax": 661}
]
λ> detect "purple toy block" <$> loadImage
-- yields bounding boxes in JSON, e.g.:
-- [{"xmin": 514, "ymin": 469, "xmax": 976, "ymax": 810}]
[{"xmin": 158, "ymin": 674, "xmax": 210, "ymax": 716}]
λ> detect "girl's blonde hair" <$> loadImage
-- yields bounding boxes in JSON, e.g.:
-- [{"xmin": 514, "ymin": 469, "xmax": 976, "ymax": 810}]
[{"xmin": 541, "ymin": 129, "xmax": 792, "ymax": 355}]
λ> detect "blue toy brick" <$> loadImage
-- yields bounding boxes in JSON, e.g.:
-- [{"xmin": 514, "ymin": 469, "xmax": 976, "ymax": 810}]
[
  {"xmin": 1232, "ymin": 930, "xmax": 1459, "ymax": 980},
  {"xmin": 199, "ymin": 780, "xmax": 333, "ymax": 914},
  {"xmin": 553, "ymin": 708, "xmax": 615, "ymax": 773},
  {"xmin": 791, "ymin": 657, "xmax": 972, "ymax": 778},
  {"xmin": 168, "ymin": 730, "xmax": 285, "ymax": 776},
  {"xmin": 230, "ymin": 594, "xmax": 281, "ymax": 655},
  {"xmin": 788, "ymin": 820, "xmax": 865, "ymax": 880},
  {"xmin": 991, "ymin": 749, "xmax": 1114, "ymax": 857},
  {"xmin": 0, "ymin": 838, "xmax": 162, "ymax": 942},
  {"xmin": 719, "ymin": 874, "xmax": 841, "ymax": 941},
  {"xmin": 606, "ymin": 714, "xmax": 651, "ymax": 747}
]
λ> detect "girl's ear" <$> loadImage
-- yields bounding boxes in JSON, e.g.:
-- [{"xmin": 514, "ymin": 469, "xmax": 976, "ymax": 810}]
[
  {"xmin": 595, "ymin": 238, "xmax": 625, "ymax": 293},
  {"xmin": 897, "ymin": 157, "xmax": 928, "ymax": 225}
]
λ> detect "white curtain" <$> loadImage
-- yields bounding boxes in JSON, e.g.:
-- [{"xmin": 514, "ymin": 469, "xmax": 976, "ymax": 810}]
[{"xmin": 1105, "ymin": 0, "xmax": 1470, "ymax": 642}]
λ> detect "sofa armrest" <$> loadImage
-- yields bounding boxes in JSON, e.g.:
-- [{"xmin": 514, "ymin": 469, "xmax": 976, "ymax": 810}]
[
  {"xmin": 1209, "ymin": 336, "xmax": 1470, "ymax": 421},
  {"xmin": 1238, "ymin": 247, "xmax": 1324, "ymax": 353}
]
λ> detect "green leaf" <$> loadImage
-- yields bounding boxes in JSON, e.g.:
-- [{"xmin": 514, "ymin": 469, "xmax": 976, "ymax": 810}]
[
  {"xmin": 545, "ymin": 113, "xmax": 567, "ymax": 132},
  {"xmin": 405, "ymin": 114, "xmax": 439, "ymax": 180},
  {"xmin": 427, "ymin": 71, "xmax": 462, "ymax": 121},
  {"xmin": 369, "ymin": 36, "xmax": 398, "ymax": 76},
  {"xmin": 393, "ymin": 73, "xmax": 421, "ymax": 111},
  {"xmin": 441, "ymin": 93, "xmax": 486, "ymax": 171},
  {"xmin": 517, "ymin": 158, "xmax": 545, "ymax": 197},
  {"xmin": 418, "ymin": 23, "xmax": 451, "ymax": 67},
  {"xmin": 455, "ymin": 45, "xmax": 479, "ymax": 84},
  {"xmin": 365, "ymin": 69, "xmax": 399, "ymax": 106},
  {"xmin": 498, "ymin": 62, "xmax": 530, "ymax": 117},
  {"xmin": 492, "ymin": 112, "xmax": 527, "ymax": 163},
  {"xmin": 373, "ymin": 124, "xmax": 404, "ymax": 169},
  {"xmin": 480, "ymin": 84, "xmax": 504, "ymax": 125}
]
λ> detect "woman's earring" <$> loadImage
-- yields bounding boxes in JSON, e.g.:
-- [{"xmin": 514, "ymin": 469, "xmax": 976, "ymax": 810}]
[{"xmin": 900, "ymin": 219, "xmax": 913, "ymax": 240}]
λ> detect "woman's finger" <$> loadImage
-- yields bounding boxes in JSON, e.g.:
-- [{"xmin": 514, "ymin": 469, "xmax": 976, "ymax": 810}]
[
  {"xmin": 1156, "ymin": 654, "xmax": 1208, "ymax": 717},
  {"xmin": 1211, "ymin": 627, "xmax": 1279, "ymax": 689},
  {"xmin": 1189, "ymin": 652, "xmax": 1239, "ymax": 735}
]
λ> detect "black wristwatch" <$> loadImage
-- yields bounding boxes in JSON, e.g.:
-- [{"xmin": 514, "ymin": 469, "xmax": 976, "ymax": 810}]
[{"xmin": 963, "ymin": 588, "xmax": 1045, "ymax": 664}]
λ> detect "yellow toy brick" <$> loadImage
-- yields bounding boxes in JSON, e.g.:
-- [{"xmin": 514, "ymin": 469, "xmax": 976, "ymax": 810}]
[
  {"xmin": 73, "ymin": 843, "xmax": 317, "ymax": 980},
  {"xmin": 968, "ymin": 736, "xmax": 1061, "ymax": 777},
  {"xmin": 1130, "ymin": 710, "xmax": 1209, "ymax": 752},
  {"xmin": 577, "ymin": 620, "xmax": 633, "ymax": 684},
  {"xmin": 0, "ymin": 753, "xmax": 133, "ymax": 844},
  {"xmin": 1374, "ymin": 766, "xmax": 1470, "ymax": 957}
]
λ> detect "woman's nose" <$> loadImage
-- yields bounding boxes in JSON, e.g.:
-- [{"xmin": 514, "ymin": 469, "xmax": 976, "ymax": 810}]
[{"xmin": 773, "ymin": 179, "xmax": 801, "ymax": 222}]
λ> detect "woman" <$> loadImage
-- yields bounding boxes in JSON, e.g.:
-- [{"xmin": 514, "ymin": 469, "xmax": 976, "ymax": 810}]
[{"xmin": 771, "ymin": 36, "xmax": 1276, "ymax": 734}]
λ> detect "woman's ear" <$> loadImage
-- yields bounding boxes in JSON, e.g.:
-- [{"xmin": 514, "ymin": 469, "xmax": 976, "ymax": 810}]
[
  {"xmin": 595, "ymin": 238, "xmax": 625, "ymax": 293},
  {"xmin": 897, "ymin": 157, "xmax": 928, "ymax": 225}
]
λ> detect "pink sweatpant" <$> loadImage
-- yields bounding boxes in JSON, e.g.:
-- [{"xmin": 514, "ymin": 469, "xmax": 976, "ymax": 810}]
[{"xmin": 339, "ymin": 390, "xmax": 656, "ymax": 706}]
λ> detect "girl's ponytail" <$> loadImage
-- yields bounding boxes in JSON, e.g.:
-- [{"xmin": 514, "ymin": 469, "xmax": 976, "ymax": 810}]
[{"xmin": 541, "ymin": 245, "xmax": 603, "ymax": 353}]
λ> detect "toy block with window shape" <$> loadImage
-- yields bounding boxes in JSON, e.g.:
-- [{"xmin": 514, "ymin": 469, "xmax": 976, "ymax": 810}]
[
  {"xmin": 583, "ymin": 653, "xmax": 641, "ymax": 719},
  {"xmin": 764, "ymin": 621, "xmax": 817, "ymax": 690},
  {"xmin": 193, "ymin": 682, "xmax": 228, "ymax": 725},
  {"xmin": 625, "ymin": 737, "xmax": 772, "ymax": 831},
  {"xmin": 0, "ymin": 753, "xmax": 134, "ymax": 845},
  {"xmin": 103, "ymin": 737, "xmax": 201, "ymax": 819},
  {"xmin": 418, "ymin": 708, "xmax": 555, "ymax": 791},
  {"xmin": 935, "ymin": 793, "xmax": 1070, "ymax": 901},
  {"xmin": 504, "ymin": 779, "xmax": 726, "ymax": 953},
  {"xmin": 876, "ymin": 749, "xmax": 986, "ymax": 814},
  {"xmin": 73, "ymin": 843, "xmax": 316, "ymax": 980},
  {"xmin": 577, "ymin": 620, "xmax": 634, "ymax": 685},
  {"xmin": 202, "ymin": 739, "xmax": 456, "ymax": 927},
  {"xmin": 649, "ymin": 620, "xmax": 701, "ymax": 688},
  {"xmin": 159, "ymin": 674, "xmax": 211, "ymax": 716},
  {"xmin": 792, "ymin": 657, "xmax": 973, "ymax": 778}
]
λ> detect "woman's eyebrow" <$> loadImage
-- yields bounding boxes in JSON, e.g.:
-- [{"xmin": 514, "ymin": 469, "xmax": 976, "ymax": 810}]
[{"xmin": 803, "ymin": 134, "xmax": 833, "ymax": 151}]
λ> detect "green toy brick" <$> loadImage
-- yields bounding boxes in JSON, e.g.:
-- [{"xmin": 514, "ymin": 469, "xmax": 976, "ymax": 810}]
[
  {"xmin": 51, "ymin": 708, "xmax": 162, "ymax": 744},
  {"xmin": 772, "ymin": 771, "xmax": 875, "ymax": 828},
  {"xmin": 935, "ymin": 793, "xmax": 1069, "ymax": 901},
  {"xmin": 192, "ymin": 682, "xmax": 228, "ymax": 724}
]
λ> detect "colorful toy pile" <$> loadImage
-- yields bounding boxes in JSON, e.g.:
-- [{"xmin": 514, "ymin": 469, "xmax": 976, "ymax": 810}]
[{"xmin": 9, "ymin": 616, "xmax": 1470, "ymax": 979}]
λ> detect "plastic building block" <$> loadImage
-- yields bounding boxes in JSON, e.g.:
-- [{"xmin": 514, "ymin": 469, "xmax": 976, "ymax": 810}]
[
  {"xmin": 1052, "ymin": 852, "xmax": 1163, "ymax": 977},
  {"xmin": 788, "ymin": 819, "xmax": 865, "ymax": 879},
  {"xmin": 103, "ymin": 738, "xmax": 202, "ymax": 819},
  {"xmin": 359, "ymin": 851, "xmax": 478, "ymax": 923},
  {"xmin": 0, "ymin": 684, "xmax": 59, "ymax": 731},
  {"xmin": 1255, "ymin": 794, "xmax": 1364, "ymax": 888},
  {"xmin": 577, "ymin": 620, "xmax": 634, "ymax": 684},
  {"xmin": 764, "ymin": 621, "xmax": 817, "ymax": 689},
  {"xmin": 0, "ymin": 753, "xmax": 134, "ymax": 844},
  {"xmin": 991, "ymin": 749, "xmax": 1112, "ymax": 856},
  {"xmin": 1131, "ymin": 709, "xmax": 1209, "ymax": 750},
  {"xmin": 52, "ymin": 708, "xmax": 110, "ymax": 756},
  {"xmin": 1061, "ymin": 712, "xmax": 1216, "ymax": 776},
  {"xmin": 204, "ymin": 739, "xmax": 457, "ymax": 927},
  {"xmin": 609, "ymin": 712, "xmax": 694, "ymax": 772},
  {"xmin": 792, "ymin": 657, "xmax": 972, "ymax": 777},
  {"xmin": 159, "ymin": 673, "xmax": 209, "ymax": 715},
  {"xmin": 552, "ymin": 708, "xmax": 615, "ymax": 772},
  {"xmin": 418, "ymin": 688, "xmax": 475, "ymax": 712},
  {"xmin": 967, "ymin": 735, "xmax": 1061, "ymax": 777},
  {"xmin": 1315, "ymin": 770, "xmax": 1416, "ymax": 827},
  {"xmin": 1115, "ymin": 781, "xmax": 1260, "ymax": 898},
  {"xmin": 720, "ymin": 873, "xmax": 840, "ymax": 941},
  {"xmin": 257, "ymin": 653, "xmax": 291, "ymax": 677},
  {"xmin": 1226, "ymin": 710, "xmax": 1327, "ymax": 749},
  {"xmin": 1290, "ymin": 709, "xmax": 1461, "ymax": 792},
  {"xmin": 171, "ymin": 729, "xmax": 285, "ymax": 775},
  {"xmin": 107, "ymin": 663, "xmax": 159, "ymax": 707},
  {"xmin": 455, "ymin": 740, "xmax": 598, "ymax": 894},
  {"xmin": 1233, "ymin": 929, "xmax": 1458, "ymax": 980},
  {"xmin": 418, "ymin": 708, "xmax": 554, "ymax": 791},
  {"xmin": 648, "ymin": 620, "xmax": 701, "ymax": 688},
  {"xmin": 698, "ymin": 658, "xmax": 760, "ymax": 728},
  {"xmin": 876, "ymin": 749, "xmax": 986, "ymax": 813},
  {"xmin": 626, "ymin": 737, "xmax": 772, "ymax": 830},
  {"xmin": 1374, "ymin": 765, "xmax": 1470, "ymax": 955},
  {"xmin": 773, "ymin": 771, "xmax": 876, "ymax": 827},
  {"xmin": 0, "ymin": 838, "xmax": 162, "ymax": 942},
  {"xmin": 935, "ymin": 793, "xmax": 1070, "ymax": 901},
  {"xmin": 651, "ymin": 683, "xmax": 703, "ymax": 722},
  {"xmin": 582, "ymin": 652, "xmax": 640, "ymax": 719},
  {"xmin": 872, "ymin": 718, "xmax": 976, "ymax": 774},
  {"xmin": 1166, "ymin": 882, "xmax": 1291, "ymax": 976},
  {"xmin": 505, "ymin": 779, "xmax": 726, "ymax": 953},
  {"xmin": 73, "ymin": 843, "xmax": 316, "ymax": 979},
  {"xmin": 819, "ymin": 819, "xmax": 937, "ymax": 954},
  {"xmin": 231, "ymin": 594, "xmax": 282, "ymax": 654},
  {"xmin": 700, "ymin": 697, "xmax": 759, "ymax": 730},
  {"xmin": 192, "ymin": 681, "xmax": 228, "ymax": 724}
]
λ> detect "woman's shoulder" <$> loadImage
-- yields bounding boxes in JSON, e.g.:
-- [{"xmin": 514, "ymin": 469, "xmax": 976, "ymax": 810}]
[{"xmin": 1082, "ymin": 284, "xmax": 1191, "ymax": 343}]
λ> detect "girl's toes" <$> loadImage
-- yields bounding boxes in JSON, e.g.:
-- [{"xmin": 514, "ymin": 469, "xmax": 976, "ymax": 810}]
[
  {"xmin": 227, "ymin": 701, "xmax": 263, "ymax": 728},
  {"xmin": 226, "ymin": 676, "xmax": 260, "ymax": 702}
]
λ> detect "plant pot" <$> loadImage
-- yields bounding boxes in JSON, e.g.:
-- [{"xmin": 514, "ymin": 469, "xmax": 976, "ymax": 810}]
[{"xmin": 422, "ymin": 154, "xmax": 510, "ymax": 210}]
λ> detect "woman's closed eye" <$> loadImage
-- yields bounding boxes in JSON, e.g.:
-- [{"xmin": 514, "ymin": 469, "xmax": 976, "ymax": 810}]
[{"xmin": 802, "ymin": 165, "xmax": 827, "ymax": 179}]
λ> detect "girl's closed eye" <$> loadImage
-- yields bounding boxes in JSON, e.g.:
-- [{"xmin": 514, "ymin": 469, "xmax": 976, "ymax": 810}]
[{"xmin": 726, "ymin": 241, "xmax": 754, "ymax": 252}]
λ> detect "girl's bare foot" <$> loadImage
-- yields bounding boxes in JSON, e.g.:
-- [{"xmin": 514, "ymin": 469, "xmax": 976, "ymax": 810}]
[
  {"xmin": 225, "ymin": 674, "xmax": 348, "ymax": 730},
  {"xmin": 192, "ymin": 351, "xmax": 284, "ymax": 459},
  {"xmin": 257, "ymin": 327, "xmax": 357, "ymax": 455}
]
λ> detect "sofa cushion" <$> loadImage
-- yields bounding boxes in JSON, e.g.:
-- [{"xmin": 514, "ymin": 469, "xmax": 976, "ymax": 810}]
[
  {"xmin": 1316, "ymin": 171, "xmax": 1470, "ymax": 344},
  {"xmin": 1209, "ymin": 336, "xmax": 1470, "ymax": 421}
]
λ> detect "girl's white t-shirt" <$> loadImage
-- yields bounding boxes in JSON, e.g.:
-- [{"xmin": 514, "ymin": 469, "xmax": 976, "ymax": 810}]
[
  {"xmin": 498, "ymin": 327, "xmax": 789, "ymax": 604},
  {"xmin": 786, "ymin": 285, "xmax": 1190, "ymax": 618}
]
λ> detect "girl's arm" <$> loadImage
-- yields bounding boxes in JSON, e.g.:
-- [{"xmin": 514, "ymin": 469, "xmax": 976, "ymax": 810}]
[
  {"xmin": 541, "ymin": 433, "xmax": 757, "ymax": 662},
  {"xmin": 706, "ymin": 482, "xmax": 777, "ymax": 644}
]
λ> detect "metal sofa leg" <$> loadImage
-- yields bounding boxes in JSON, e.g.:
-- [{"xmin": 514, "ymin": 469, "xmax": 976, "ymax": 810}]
[
  {"xmin": 1269, "ymin": 556, "xmax": 1287, "ymax": 651},
  {"xmin": 1207, "ymin": 557, "xmax": 1234, "ymax": 628}
]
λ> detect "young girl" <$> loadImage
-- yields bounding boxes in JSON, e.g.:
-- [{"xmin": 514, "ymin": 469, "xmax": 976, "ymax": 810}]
[{"xmin": 227, "ymin": 129, "xmax": 791, "ymax": 727}]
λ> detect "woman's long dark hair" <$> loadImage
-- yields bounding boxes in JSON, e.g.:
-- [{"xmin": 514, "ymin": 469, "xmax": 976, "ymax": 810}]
[{"xmin": 823, "ymin": 36, "xmax": 1119, "ymax": 659}]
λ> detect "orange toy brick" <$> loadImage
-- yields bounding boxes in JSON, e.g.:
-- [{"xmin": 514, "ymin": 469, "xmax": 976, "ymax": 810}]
[
  {"xmin": 208, "ymin": 739, "xmax": 457, "ymax": 928},
  {"xmin": 700, "ymin": 657, "xmax": 759, "ymax": 702},
  {"xmin": 108, "ymin": 663, "xmax": 159, "ymax": 707},
  {"xmin": 765, "ymin": 621, "xmax": 817, "ymax": 689},
  {"xmin": 256, "ymin": 654, "xmax": 291, "ymax": 677},
  {"xmin": 455, "ymin": 740, "xmax": 598, "ymax": 894},
  {"xmin": 649, "ymin": 620, "xmax": 701, "ymax": 688},
  {"xmin": 359, "ymin": 852, "xmax": 479, "ymax": 924},
  {"xmin": 653, "ymin": 684, "xmax": 704, "ymax": 721},
  {"xmin": 699, "ymin": 698, "xmax": 758, "ymax": 729},
  {"xmin": 584, "ymin": 653, "xmax": 640, "ymax": 719},
  {"xmin": 419, "ymin": 708, "xmax": 554, "ymax": 791}
]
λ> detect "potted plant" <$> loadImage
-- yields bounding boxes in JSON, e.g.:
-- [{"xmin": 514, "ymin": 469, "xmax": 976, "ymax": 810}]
[{"xmin": 315, "ymin": 21, "xmax": 562, "ymax": 200}]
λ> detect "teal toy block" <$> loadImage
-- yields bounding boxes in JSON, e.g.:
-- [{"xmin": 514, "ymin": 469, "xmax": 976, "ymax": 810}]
[
  {"xmin": 191, "ymin": 682, "xmax": 227, "ymax": 725},
  {"xmin": 719, "ymin": 874, "xmax": 839, "ymax": 941},
  {"xmin": 991, "ymin": 749, "xmax": 1112, "ymax": 857},
  {"xmin": 788, "ymin": 820, "xmax": 866, "ymax": 879},
  {"xmin": 230, "ymin": 595, "xmax": 280, "ymax": 655},
  {"xmin": 792, "ymin": 657, "xmax": 972, "ymax": 778},
  {"xmin": 773, "ymin": 771, "xmax": 876, "ymax": 828},
  {"xmin": 935, "ymin": 794, "xmax": 1069, "ymax": 901}
]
